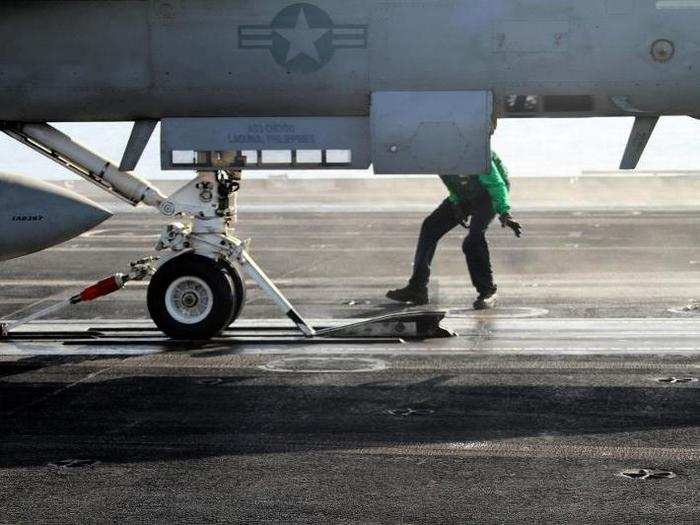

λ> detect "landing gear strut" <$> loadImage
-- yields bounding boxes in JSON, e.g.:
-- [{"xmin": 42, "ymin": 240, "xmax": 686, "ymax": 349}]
[{"xmin": 152, "ymin": 169, "xmax": 316, "ymax": 339}]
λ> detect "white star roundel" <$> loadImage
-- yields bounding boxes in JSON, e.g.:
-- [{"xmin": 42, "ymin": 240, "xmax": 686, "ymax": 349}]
[
  {"xmin": 274, "ymin": 7, "xmax": 330, "ymax": 64},
  {"xmin": 239, "ymin": 3, "xmax": 368, "ymax": 74}
]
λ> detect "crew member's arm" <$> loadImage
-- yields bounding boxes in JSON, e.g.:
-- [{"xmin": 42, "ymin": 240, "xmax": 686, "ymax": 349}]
[
  {"xmin": 491, "ymin": 151, "xmax": 509, "ymax": 182},
  {"xmin": 478, "ymin": 161, "xmax": 522, "ymax": 237},
  {"xmin": 477, "ymin": 162, "xmax": 511, "ymax": 215}
]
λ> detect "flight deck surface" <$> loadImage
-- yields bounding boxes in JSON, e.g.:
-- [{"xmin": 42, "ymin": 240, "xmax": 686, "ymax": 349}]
[{"xmin": 1, "ymin": 203, "xmax": 698, "ymax": 522}]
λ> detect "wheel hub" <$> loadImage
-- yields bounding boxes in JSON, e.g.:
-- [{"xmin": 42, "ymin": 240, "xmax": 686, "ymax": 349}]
[
  {"xmin": 181, "ymin": 292, "xmax": 199, "ymax": 308},
  {"xmin": 165, "ymin": 276, "xmax": 214, "ymax": 324}
]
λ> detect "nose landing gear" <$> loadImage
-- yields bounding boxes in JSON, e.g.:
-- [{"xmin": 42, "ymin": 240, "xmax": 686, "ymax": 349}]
[{"xmin": 149, "ymin": 170, "xmax": 314, "ymax": 340}]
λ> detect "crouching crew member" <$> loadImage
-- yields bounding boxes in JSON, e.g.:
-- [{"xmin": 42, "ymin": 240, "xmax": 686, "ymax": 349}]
[{"xmin": 387, "ymin": 151, "xmax": 522, "ymax": 310}]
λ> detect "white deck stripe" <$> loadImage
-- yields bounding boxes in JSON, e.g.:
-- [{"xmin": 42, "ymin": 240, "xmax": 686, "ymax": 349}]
[{"xmin": 1, "ymin": 318, "xmax": 699, "ymax": 357}]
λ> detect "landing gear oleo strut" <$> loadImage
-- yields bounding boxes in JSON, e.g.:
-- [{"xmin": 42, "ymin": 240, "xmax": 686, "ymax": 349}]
[
  {"xmin": 152, "ymin": 168, "xmax": 315, "ymax": 339},
  {"xmin": 0, "ymin": 122, "xmax": 449, "ymax": 341}
]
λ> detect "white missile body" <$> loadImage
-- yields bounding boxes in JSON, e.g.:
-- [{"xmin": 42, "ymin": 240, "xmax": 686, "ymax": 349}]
[{"xmin": 0, "ymin": 172, "xmax": 112, "ymax": 262}]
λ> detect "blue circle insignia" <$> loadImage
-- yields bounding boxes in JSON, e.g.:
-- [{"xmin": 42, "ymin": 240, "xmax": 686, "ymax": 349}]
[{"xmin": 270, "ymin": 3, "xmax": 335, "ymax": 73}]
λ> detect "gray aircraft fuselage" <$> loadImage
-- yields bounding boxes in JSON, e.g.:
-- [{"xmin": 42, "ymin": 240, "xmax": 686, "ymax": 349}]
[{"xmin": 0, "ymin": 0, "xmax": 698, "ymax": 122}]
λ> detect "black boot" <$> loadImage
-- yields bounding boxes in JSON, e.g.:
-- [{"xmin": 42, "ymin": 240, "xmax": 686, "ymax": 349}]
[
  {"xmin": 386, "ymin": 285, "xmax": 429, "ymax": 305},
  {"xmin": 473, "ymin": 289, "xmax": 497, "ymax": 310}
]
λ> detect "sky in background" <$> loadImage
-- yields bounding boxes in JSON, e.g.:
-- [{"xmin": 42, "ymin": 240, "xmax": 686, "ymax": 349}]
[{"xmin": 0, "ymin": 116, "xmax": 699, "ymax": 180}]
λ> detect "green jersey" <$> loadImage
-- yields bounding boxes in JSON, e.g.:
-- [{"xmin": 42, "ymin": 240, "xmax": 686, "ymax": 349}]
[{"xmin": 440, "ymin": 152, "xmax": 511, "ymax": 215}]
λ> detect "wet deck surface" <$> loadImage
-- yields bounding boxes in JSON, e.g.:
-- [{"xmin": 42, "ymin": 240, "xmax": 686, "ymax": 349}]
[{"xmin": 1, "ymin": 207, "xmax": 698, "ymax": 522}]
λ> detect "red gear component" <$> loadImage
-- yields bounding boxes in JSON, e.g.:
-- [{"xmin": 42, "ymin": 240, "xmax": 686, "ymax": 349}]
[{"xmin": 78, "ymin": 275, "xmax": 124, "ymax": 302}]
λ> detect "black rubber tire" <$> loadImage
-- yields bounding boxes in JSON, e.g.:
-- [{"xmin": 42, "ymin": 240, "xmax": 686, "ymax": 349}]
[
  {"xmin": 220, "ymin": 260, "xmax": 247, "ymax": 327},
  {"xmin": 147, "ymin": 254, "xmax": 235, "ymax": 340}
]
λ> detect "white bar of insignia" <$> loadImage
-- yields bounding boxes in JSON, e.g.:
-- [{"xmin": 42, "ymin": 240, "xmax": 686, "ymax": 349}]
[{"xmin": 656, "ymin": 0, "xmax": 700, "ymax": 9}]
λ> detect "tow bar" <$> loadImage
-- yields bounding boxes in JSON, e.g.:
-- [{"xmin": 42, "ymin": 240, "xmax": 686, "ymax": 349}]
[{"xmin": 0, "ymin": 258, "xmax": 156, "ymax": 337}]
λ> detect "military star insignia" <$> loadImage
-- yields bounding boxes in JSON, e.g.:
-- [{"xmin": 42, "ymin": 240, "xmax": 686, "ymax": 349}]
[{"xmin": 274, "ymin": 7, "xmax": 329, "ymax": 63}]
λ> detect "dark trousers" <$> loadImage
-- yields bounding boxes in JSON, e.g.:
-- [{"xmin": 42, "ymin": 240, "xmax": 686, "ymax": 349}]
[{"xmin": 409, "ymin": 196, "xmax": 497, "ymax": 295}]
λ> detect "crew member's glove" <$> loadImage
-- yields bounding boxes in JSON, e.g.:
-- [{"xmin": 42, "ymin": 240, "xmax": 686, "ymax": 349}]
[{"xmin": 499, "ymin": 213, "xmax": 522, "ymax": 238}]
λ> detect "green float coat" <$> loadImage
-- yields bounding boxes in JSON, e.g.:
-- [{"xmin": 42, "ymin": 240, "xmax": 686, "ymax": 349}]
[{"xmin": 440, "ymin": 151, "xmax": 511, "ymax": 215}]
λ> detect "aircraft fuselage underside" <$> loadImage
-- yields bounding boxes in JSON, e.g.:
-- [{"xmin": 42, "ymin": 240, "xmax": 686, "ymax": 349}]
[
  {"xmin": 2, "ymin": 1, "xmax": 698, "ymax": 174},
  {"xmin": 0, "ymin": 1, "xmax": 697, "ymax": 121}
]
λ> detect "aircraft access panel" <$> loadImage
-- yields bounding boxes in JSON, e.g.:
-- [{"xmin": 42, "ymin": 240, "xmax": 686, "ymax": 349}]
[{"xmin": 160, "ymin": 91, "xmax": 493, "ymax": 174}]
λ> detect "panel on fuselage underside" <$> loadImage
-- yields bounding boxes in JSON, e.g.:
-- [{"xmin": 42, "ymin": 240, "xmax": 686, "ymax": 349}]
[
  {"xmin": 159, "ymin": 91, "xmax": 492, "ymax": 174},
  {"xmin": 160, "ymin": 117, "xmax": 370, "ymax": 170},
  {"xmin": 370, "ymin": 91, "xmax": 493, "ymax": 175}
]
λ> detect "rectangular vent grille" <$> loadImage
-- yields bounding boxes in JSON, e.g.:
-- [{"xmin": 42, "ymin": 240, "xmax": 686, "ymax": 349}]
[{"xmin": 543, "ymin": 95, "xmax": 594, "ymax": 112}]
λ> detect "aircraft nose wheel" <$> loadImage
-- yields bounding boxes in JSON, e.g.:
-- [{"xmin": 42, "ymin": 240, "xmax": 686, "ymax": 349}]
[
  {"xmin": 165, "ymin": 276, "xmax": 213, "ymax": 324},
  {"xmin": 147, "ymin": 253, "xmax": 244, "ymax": 340}
]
